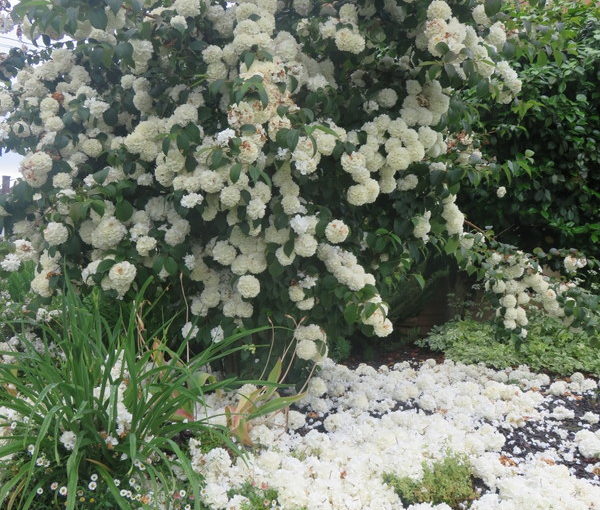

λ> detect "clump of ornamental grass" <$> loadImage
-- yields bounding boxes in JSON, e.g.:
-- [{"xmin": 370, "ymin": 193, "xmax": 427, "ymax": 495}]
[
  {"xmin": 383, "ymin": 453, "xmax": 478, "ymax": 509},
  {"xmin": 0, "ymin": 279, "xmax": 276, "ymax": 510}
]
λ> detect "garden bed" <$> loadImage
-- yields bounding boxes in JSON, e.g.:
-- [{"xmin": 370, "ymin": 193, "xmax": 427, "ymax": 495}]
[{"xmin": 191, "ymin": 358, "xmax": 600, "ymax": 510}]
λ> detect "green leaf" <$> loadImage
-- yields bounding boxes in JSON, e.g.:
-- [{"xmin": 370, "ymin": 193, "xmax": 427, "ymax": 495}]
[
  {"xmin": 240, "ymin": 124, "xmax": 256, "ymax": 135},
  {"xmin": 268, "ymin": 261, "xmax": 284, "ymax": 278},
  {"xmin": 162, "ymin": 136, "xmax": 171, "ymax": 155},
  {"xmin": 312, "ymin": 124, "xmax": 338, "ymax": 137},
  {"xmin": 248, "ymin": 165, "xmax": 260, "ymax": 183},
  {"xmin": 90, "ymin": 200, "xmax": 105, "ymax": 216},
  {"xmin": 65, "ymin": 440, "xmax": 82, "ymax": 510},
  {"xmin": 267, "ymin": 359, "xmax": 282, "ymax": 384},
  {"xmin": 244, "ymin": 51, "xmax": 255, "ymax": 70},
  {"xmin": 89, "ymin": 6, "xmax": 108, "ymax": 29},
  {"xmin": 177, "ymin": 131, "xmax": 190, "ymax": 152},
  {"xmin": 256, "ymin": 83, "xmax": 269, "ymax": 107},
  {"xmin": 211, "ymin": 149, "xmax": 224, "ymax": 168},
  {"xmin": 484, "ymin": 0, "xmax": 502, "ymax": 17},
  {"xmin": 103, "ymin": 107, "xmax": 118, "ymax": 126},
  {"xmin": 115, "ymin": 200, "xmax": 134, "ymax": 222},
  {"xmin": 287, "ymin": 130, "xmax": 300, "ymax": 152},
  {"xmin": 69, "ymin": 202, "xmax": 89, "ymax": 223},
  {"xmin": 92, "ymin": 167, "xmax": 110, "ymax": 184},
  {"xmin": 536, "ymin": 50, "xmax": 547, "ymax": 66},
  {"xmin": 97, "ymin": 259, "xmax": 115, "ymax": 273},
  {"xmin": 247, "ymin": 394, "xmax": 305, "ymax": 421},
  {"xmin": 344, "ymin": 303, "xmax": 359, "ymax": 325},
  {"xmin": 230, "ymin": 163, "xmax": 242, "ymax": 183},
  {"xmin": 209, "ymin": 79, "xmax": 225, "ymax": 97},
  {"xmin": 553, "ymin": 50, "xmax": 563, "ymax": 66},
  {"xmin": 129, "ymin": 0, "xmax": 143, "ymax": 13},
  {"xmin": 362, "ymin": 302, "xmax": 378, "ymax": 320},
  {"xmin": 185, "ymin": 123, "xmax": 201, "ymax": 143},
  {"xmin": 152, "ymin": 256, "xmax": 164, "ymax": 273},
  {"xmin": 240, "ymin": 189, "xmax": 251, "ymax": 204},
  {"xmin": 276, "ymin": 128, "xmax": 290, "ymax": 148},
  {"xmin": 476, "ymin": 79, "xmax": 489, "ymax": 98},
  {"xmin": 164, "ymin": 257, "xmax": 178, "ymax": 275},
  {"xmin": 503, "ymin": 41, "xmax": 516, "ymax": 59},
  {"xmin": 105, "ymin": 0, "xmax": 123, "ymax": 15},
  {"xmin": 283, "ymin": 239, "xmax": 294, "ymax": 257},
  {"xmin": 412, "ymin": 273, "xmax": 426, "ymax": 290},
  {"xmin": 444, "ymin": 236, "xmax": 459, "ymax": 255},
  {"xmin": 435, "ymin": 42, "xmax": 450, "ymax": 55},
  {"xmin": 115, "ymin": 41, "xmax": 133, "ymax": 60}
]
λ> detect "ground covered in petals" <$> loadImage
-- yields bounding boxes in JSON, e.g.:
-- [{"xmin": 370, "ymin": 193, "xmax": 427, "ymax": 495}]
[{"xmin": 194, "ymin": 359, "xmax": 600, "ymax": 510}]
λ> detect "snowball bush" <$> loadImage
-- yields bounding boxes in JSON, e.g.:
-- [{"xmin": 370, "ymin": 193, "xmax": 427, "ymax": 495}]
[{"xmin": 1, "ymin": 0, "xmax": 580, "ymax": 357}]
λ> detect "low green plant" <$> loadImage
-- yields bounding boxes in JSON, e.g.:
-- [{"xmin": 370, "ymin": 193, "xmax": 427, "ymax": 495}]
[
  {"xmin": 227, "ymin": 482, "xmax": 279, "ymax": 510},
  {"xmin": 418, "ymin": 311, "xmax": 600, "ymax": 376},
  {"xmin": 383, "ymin": 453, "xmax": 478, "ymax": 509},
  {"xmin": 0, "ymin": 279, "xmax": 280, "ymax": 510}
]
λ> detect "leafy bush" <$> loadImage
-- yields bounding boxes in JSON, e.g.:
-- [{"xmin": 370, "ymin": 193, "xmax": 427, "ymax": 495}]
[
  {"xmin": 0, "ymin": 0, "xmax": 536, "ymax": 366},
  {"xmin": 458, "ymin": 0, "xmax": 600, "ymax": 258},
  {"xmin": 383, "ymin": 453, "xmax": 478, "ymax": 509},
  {"xmin": 418, "ymin": 311, "xmax": 600, "ymax": 375},
  {"xmin": 0, "ymin": 281, "xmax": 277, "ymax": 510}
]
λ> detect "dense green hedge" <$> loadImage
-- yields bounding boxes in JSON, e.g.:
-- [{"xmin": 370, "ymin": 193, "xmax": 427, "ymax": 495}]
[{"xmin": 459, "ymin": 0, "xmax": 600, "ymax": 259}]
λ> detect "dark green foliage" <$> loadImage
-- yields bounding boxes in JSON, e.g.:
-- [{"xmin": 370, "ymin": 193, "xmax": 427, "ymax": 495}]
[
  {"xmin": 383, "ymin": 454, "xmax": 478, "ymax": 509},
  {"xmin": 460, "ymin": 0, "xmax": 600, "ymax": 259}
]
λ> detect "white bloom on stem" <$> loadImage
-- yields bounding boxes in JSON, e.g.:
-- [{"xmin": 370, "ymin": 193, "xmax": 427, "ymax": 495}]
[
  {"xmin": 211, "ymin": 325, "xmax": 225, "ymax": 343},
  {"xmin": 236, "ymin": 274, "xmax": 260, "ymax": 298},
  {"xmin": 44, "ymin": 222, "xmax": 69, "ymax": 246},
  {"xmin": 182, "ymin": 321, "xmax": 199, "ymax": 339},
  {"xmin": 1, "ymin": 254, "xmax": 21, "ymax": 272},
  {"xmin": 180, "ymin": 193, "xmax": 204, "ymax": 208},
  {"xmin": 108, "ymin": 261, "xmax": 137, "ymax": 297},
  {"xmin": 59, "ymin": 431, "xmax": 76, "ymax": 451},
  {"xmin": 325, "ymin": 220, "xmax": 349, "ymax": 244}
]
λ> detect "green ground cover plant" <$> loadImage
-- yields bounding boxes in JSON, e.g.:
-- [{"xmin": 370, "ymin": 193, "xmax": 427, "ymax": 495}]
[
  {"xmin": 418, "ymin": 311, "xmax": 600, "ymax": 376},
  {"xmin": 383, "ymin": 453, "xmax": 478, "ymax": 509}
]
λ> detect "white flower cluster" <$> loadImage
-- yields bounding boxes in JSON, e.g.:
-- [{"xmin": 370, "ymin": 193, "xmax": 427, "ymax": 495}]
[
  {"xmin": 313, "ymin": 4, "xmax": 366, "ymax": 55},
  {"xmin": 564, "ymin": 255, "xmax": 587, "ymax": 274},
  {"xmin": 294, "ymin": 323, "xmax": 327, "ymax": 361},
  {"xmin": 30, "ymin": 251, "xmax": 61, "ymax": 298},
  {"xmin": 441, "ymin": 194, "xmax": 465, "ymax": 236},
  {"xmin": 288, "ymin": 273, "xmax": 317, "ymax": 311},
  {"xmin": 483, "ymin": 250, "xmax": 577, "ymax": 336},
  {"xmin": 413, "ymin": 211, "xmax": 432, "ymax": 242},
  {"xmin": 494, "ymin": 61, "xmax": 523, "ymax": 104}
]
